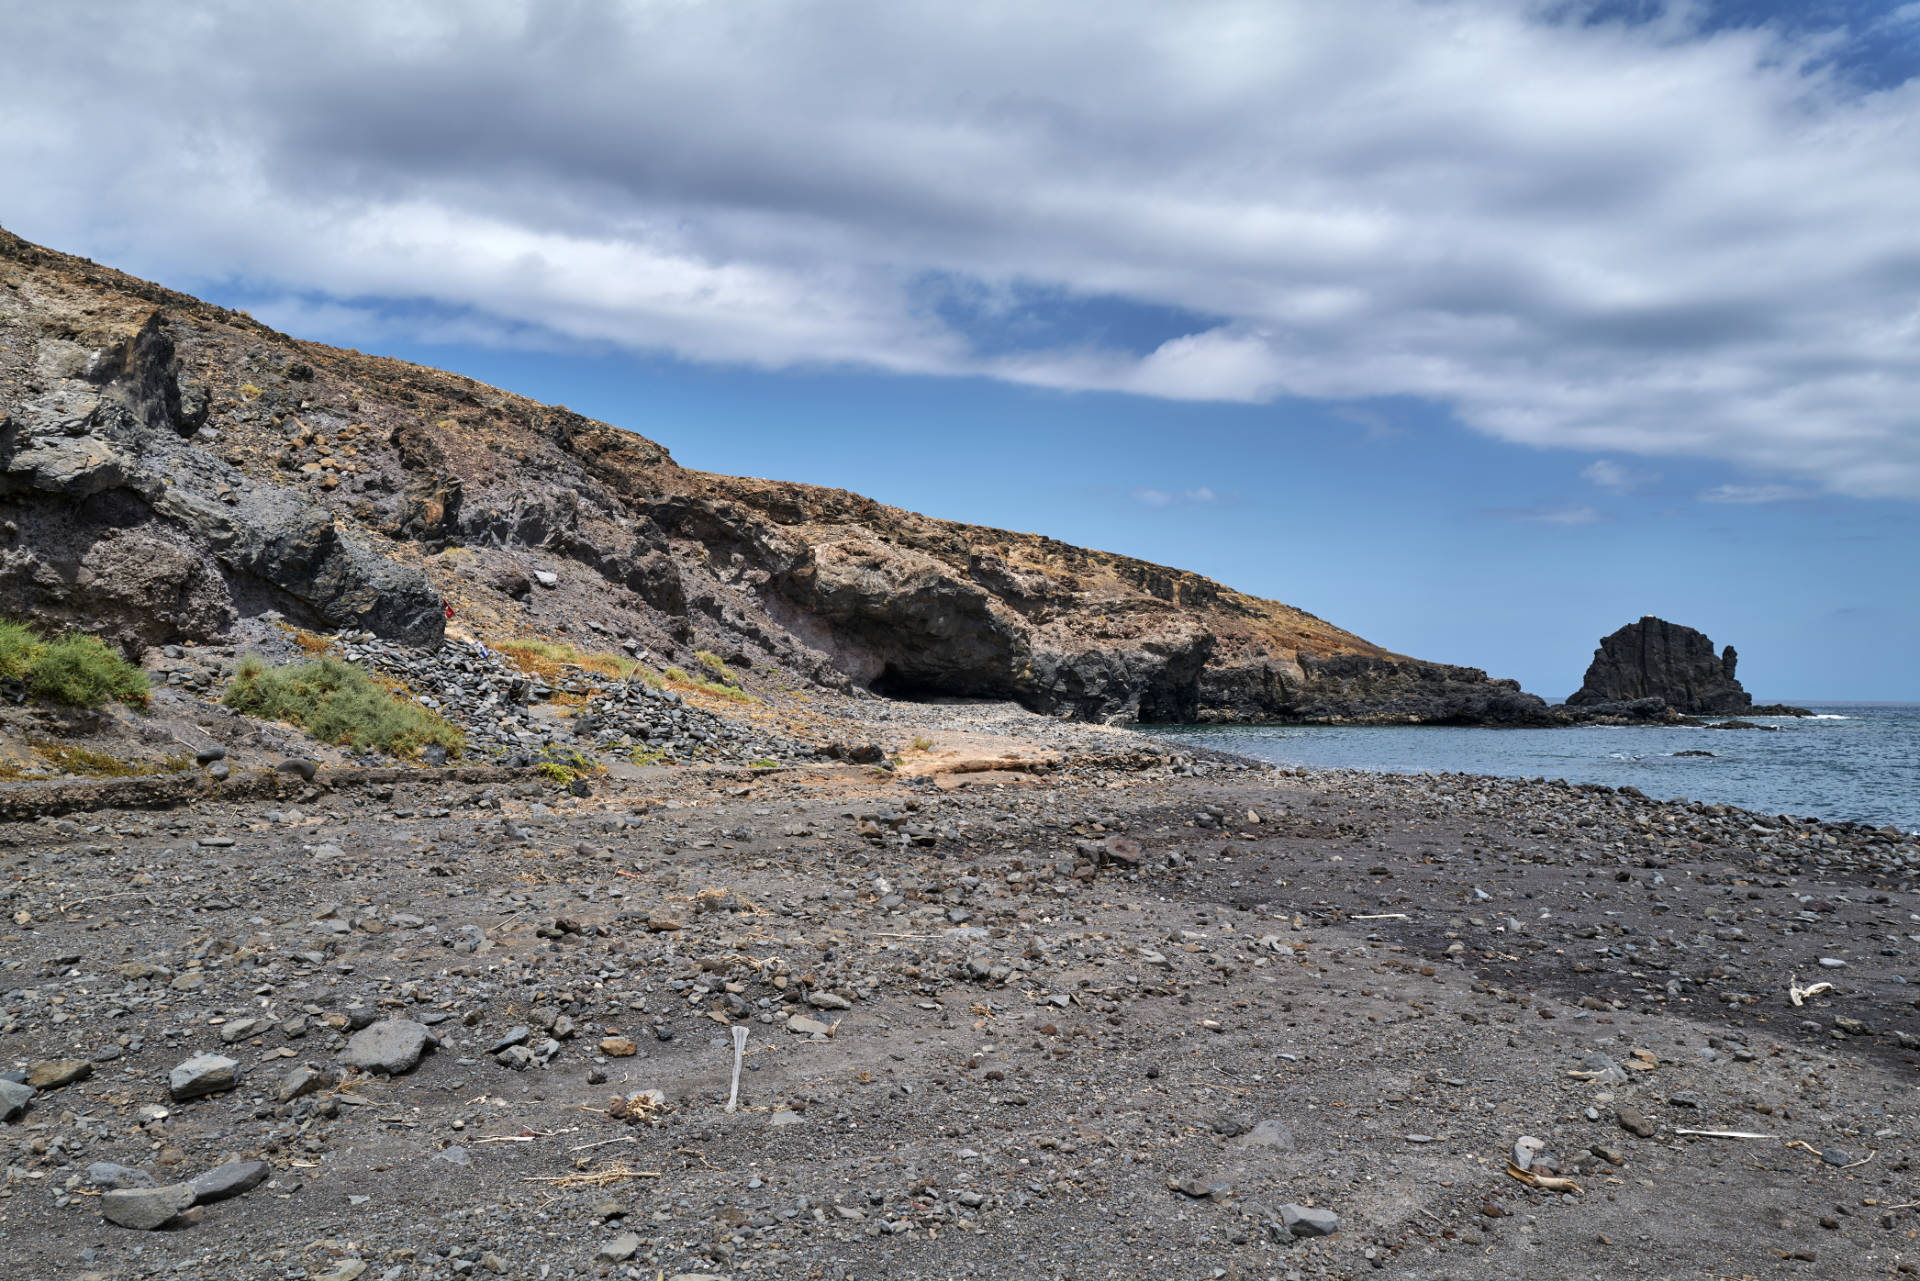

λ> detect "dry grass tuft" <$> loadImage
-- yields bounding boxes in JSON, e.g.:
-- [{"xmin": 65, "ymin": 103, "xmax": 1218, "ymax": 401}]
[
  {"xmin": 31, "ymin": 743, "xmax": 190, "ymax": 778},
  {"xmin": 499, "ymin": 639, "xmax": 639, "ymax": 682}
]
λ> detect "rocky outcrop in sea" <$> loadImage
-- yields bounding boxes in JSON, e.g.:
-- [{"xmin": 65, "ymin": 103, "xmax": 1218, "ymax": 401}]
[{"xmin": 1567, "ymin": 617, "xmax": 1807, "ymax": 718}]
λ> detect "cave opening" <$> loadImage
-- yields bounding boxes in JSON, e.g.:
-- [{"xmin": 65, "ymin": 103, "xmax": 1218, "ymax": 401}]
[{"xmin": 868, "ymin": 664, "xmax": 1020, "ymax": 705}]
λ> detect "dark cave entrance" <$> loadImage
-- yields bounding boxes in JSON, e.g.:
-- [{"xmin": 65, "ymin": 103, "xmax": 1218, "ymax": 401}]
[{"xmin": 869, "ymin": 664, "xmax": 1021, "ymax": 705}]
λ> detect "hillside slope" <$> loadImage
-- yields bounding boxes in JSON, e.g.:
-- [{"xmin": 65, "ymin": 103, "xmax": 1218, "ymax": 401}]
[{"xmin": 0, "ymin": 227, "xmax": 1554, "ymax": 725}]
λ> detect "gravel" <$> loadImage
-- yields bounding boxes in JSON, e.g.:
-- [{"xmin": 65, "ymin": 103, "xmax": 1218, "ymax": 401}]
[{"xmin": 3, "ymin": 689, "xmax": 1917, "ymax": 1278}]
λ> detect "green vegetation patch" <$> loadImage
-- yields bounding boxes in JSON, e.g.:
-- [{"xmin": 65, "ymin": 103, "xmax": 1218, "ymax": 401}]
[
  {"xmin": 0, "ymin": 619, "xmax": 149, "ymax": 709},
  {"xmin": 0, "ymin": 620, "xmax": 41, "ymax": 680},
  {"xmin": 532, "ymin": 746, "xmax": 600, "ymax": 785},
  {"xmin": 32, "ymin": 743, "xmax": 190, "ymax": 778},
  {"xmin": 663, "ymin": 664, "xmax": 758, "ymax": 704},
  {"xmin": 223, "ymin": 655, "xmax": 463, "ymax": 760}
]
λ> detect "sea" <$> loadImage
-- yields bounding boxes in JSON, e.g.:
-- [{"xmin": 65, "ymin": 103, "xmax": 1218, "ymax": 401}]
[{"xmin": 1143, "ymin": 703, "xmax": 1920, "ymax": 833}]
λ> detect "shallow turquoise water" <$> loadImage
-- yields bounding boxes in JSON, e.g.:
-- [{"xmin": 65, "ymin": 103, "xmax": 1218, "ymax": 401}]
[{"xmin": 1143, "ymin": 703, "xmax": 1920, "ymax": 832}]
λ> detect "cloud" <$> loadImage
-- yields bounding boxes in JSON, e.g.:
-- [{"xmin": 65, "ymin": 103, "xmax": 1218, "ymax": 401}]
[
  {"xmin": 1699, "ymin": 483, "xmax": 1805, "ymax": 504},
  {"xmin": 1483, "ymin": 505, "xmax": 1609, "ymax": 525},
  {"xmin": 1131, "ymin": 486, "xmax": 1224, "ymax": 508},
  {"xmin": 1581, "ymin": 459, "xmax": 1656, "ymax": 492},
  {"xmin": 3, "ymin": 1, "xmax": 1920, "ymax": 496}
]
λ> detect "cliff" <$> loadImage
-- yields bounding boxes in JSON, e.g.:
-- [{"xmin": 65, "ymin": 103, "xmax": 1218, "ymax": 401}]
[{"xmin": 0, "ymin": 227, "xmax": 1560, "ymax": 726}]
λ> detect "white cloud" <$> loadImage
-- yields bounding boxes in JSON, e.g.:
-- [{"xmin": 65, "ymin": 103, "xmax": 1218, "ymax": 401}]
[
  {"xmin": 3, "ymin": 1, "xmax": 1919, "ymax": 496},
  {"xmin": 1486, "ymin": 505, "xmax": 1609, "ymax": 525},
  {"xmin": 1582, "ymin": 459, "xmax": 1657, "ymax": 491},
  {"xmin": 1131, "ymin": 485, "xmax": 1224, "ymax": 508},
  {"xmin": 1700, "ymin": 483, "xmax": 1804, "ymax": 504}
]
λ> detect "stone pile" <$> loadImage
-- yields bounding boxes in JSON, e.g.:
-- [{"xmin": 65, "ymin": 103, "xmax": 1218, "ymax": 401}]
[
  {"xmin": 333, "ymin": 633, "xmax": 812, "ymax": 766},
  {"xmin": 572, "ymin": 678, "xmax": 811, "ymax": 765}
]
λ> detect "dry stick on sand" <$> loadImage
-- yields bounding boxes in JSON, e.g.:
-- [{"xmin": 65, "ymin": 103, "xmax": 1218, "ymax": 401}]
[
  {"xmin": 521, "ymin": 1165, "xmax": 663, "ymax": 1188},
  {"xmin": 1786, "ymin": 1140, "xmax": 1878, "ymax": 1169},
  {"xmin": 568, "ymin": 1136, "xmax": 636, "ymax": 1153},
  {"xmin": 726, "ymin": 1025, "xmax": 749, "ymax": 1114},
  {"xmin": 1788, "ymin": 978, "xmax": 1834, "ymax": 1007},
  {"xmin": 1675, "ymin": 1129, "xmax": 1776, "ymax": 1140},
  {"xmin": 1505, "ymin": 1163, "xmax": 1583, "ymax": 1194}
]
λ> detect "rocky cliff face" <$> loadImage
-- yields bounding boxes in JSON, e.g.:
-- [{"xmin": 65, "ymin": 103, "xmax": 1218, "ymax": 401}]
[
  {"xmin": 1567, "ymin": 617, "xmax": 1753, "ymax": 715},
  {"xmin": 0, "ymin": 227, "xmax": 1559, "ymax": 725},
  {"xmin": 0, "ymin": 304, "xmax": 445, "ymax": 652}
]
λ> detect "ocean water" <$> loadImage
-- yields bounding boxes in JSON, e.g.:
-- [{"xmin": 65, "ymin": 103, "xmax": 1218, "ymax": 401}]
[{"xmin": 1143, "ymin": 703, "xmax": 1920, "ymax": 832}]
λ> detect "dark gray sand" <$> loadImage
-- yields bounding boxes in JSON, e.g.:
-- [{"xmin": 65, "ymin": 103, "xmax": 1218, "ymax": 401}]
[{"xmin": 4, "ymin": 703, "xmax": 1917, "ymax": 1280}]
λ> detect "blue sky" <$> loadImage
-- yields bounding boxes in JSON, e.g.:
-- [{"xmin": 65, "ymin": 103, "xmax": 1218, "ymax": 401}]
[{"xmin": 3, "ymin": 0, "xmax": 1917, "ymax": 699}]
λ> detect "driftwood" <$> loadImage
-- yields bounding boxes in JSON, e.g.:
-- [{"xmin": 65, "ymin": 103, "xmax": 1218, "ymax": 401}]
[{"xmin": 726, "ymin": 1025, "xmax": 749, "ymax": 1114}]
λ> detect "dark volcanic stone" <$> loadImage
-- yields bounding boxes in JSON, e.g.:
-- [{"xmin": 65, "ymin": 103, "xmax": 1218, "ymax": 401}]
[
  {"xmin": 339, "ymin": 1019, "xmax": 434, "ymax": 1074},
  {"xmin": 0, "ymin": 1078, "xmax": 35, "ymax": 1122},
  {"xmin": 1567, "ymin": 617, "xmax": 1752, "ymax": 715},
  {"xmin": 101, "ymin": 1182, "xmax": 195, "ymax": 1230},
  {"xmin": 189, "ymin": 1159, "xmax": 269, "ymax": 1204}
]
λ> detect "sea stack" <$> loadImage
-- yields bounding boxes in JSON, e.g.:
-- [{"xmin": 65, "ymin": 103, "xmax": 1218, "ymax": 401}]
[{"xmin": 1567, "ymin": 617, "xmax": 1752, "ymax": 715}]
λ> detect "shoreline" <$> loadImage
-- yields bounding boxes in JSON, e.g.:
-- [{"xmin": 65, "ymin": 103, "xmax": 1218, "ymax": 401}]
[
  {"xmin": 1140, "ymin": 708, "xmax": 1920, "ymax": 837},
  {"xmin": 5, "ymin": 693, "xmax": 1919, "ymax": 1279}
]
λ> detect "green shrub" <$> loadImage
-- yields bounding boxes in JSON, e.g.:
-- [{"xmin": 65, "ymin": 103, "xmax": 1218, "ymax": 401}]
[
  {"xmin": 0, "ymin": 619, "xmax": 149, "ymax": 708},
  {"xmin": 533, "ymin": 747, "xmax": 598, "ymax": 783},
  {"xmin": 223, "ymin": 655, "xmax": 463, "ymax": 760},
  {"xmin": 0, "ymin": 620, "xmax": 43, "ymax": 681},
  {"xmin": 26, "ymin": 633, "xmax": 150, "ymax": 708}
]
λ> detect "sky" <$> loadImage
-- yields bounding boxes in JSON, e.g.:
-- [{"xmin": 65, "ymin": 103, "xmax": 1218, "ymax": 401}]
[{"xmin": 2, "ymin": 0, "xmax": 1916, "ymax": 700}]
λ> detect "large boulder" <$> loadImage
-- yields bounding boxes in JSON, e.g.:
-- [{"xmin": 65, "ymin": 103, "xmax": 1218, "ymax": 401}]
[
  {"xmin": 1567, "ymin": 617, "xmax": 1752, "ymax": 715},
  {"xmin": 340, "ymin": 1019, "xmax": 436, "ymax": 1075},
  {"xmin": 101, "ymin": 1182, "xmax": 196, "ymax": 1230},
  {"xmin": 168, "ymin": 1052, "xmax": 239, "ymax": 1100}
]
